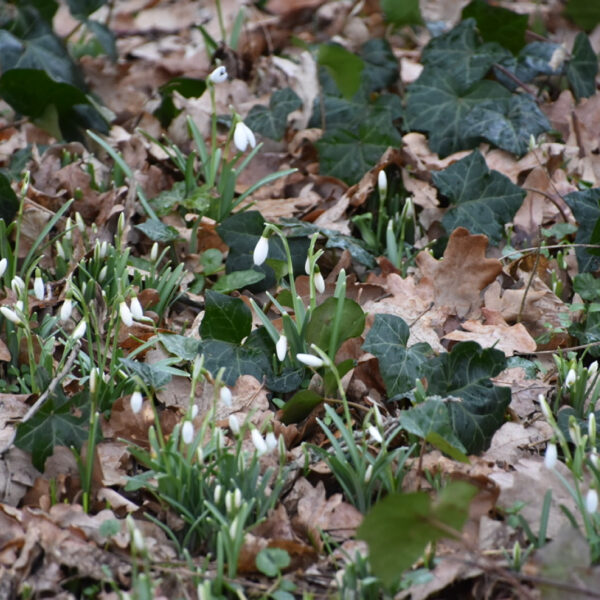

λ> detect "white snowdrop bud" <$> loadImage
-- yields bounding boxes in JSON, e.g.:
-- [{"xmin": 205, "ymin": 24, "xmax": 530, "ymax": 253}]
[
  {"xmin": 378, "ymin": 169, "xmax": 387, "ymax": 199},
  {"xmin": 589, "ymin": 412, "xmax": 597, "ymax": 445},
  {"xmin": 364, "ymin": 464, "xmax": 373, "ymax": 483},
  {"xmin": 65, "ymin": 217, "xmax": 73, "ymax": 241},
  {"xmin": 251, "ymin": 428, "xmax": 267, "ymax": 456},
  {"xmin": 11, "ymin": 276, "xmax": 25, "ymax": 295},
  {"xmin": 368, "ymin": 425, "xmax": 383, "ymax": 444},
  {"xmin": 586, "ymin": 489, "xmax": 598, "ymax": 513},
  {"xmin": 220, "ymin": 386, "xmax": 232, "ymax": 407},
  {"xmin": 304, "ymin": 256, "xmax": 311, "ymax": 275},
  {"xmin": 313, "ymin": 269, "xmax": 325, "ymax": 294},
  {"xmin": 130, "ymin": 391, "xmax": 143, "ymax": 414},
  {"xmin": 75, "ymin": 212, "xmax": 85, "ymax": 233},
  {"xmin": 565, "ymin": 368, "xmax": 577, "ymax": 388},
  {"xmin": 72, "ymin": 319, "xmax": 87, "ymax": 341},
  {"xmin": 265, "ymin": 431, "xmax": 278, "ymax": 452},
  {"xmin": 233, "ymin": 488, "xmax": 242, "ymax": 509},
  {"xmin": 276, "ymin": 335, "xmax": 288, "ymax": 362},
  {"xmin": 60, "ymin": 298, "xmax": 73, "ymax": 322},
  {"xmin": 253, "ymin": 235, "xmax": 269, "ymax": 266},
  {"xmin": 0, "ymin": 306, "xmax": 23, "ymax": 325},
  {"xmin": 89, "ymin": 367, "xmax": 98, "ymax": 395},
  {"xmin": 228, "ymin": 414, "xmax": 240, "ymax": 435},
  {"xmin": 119, "ymin": 301, "xmax": 133, "ymax": 327},
  {"xmin": 225, "ymin": 490, "xmax": 234, "ymax": 514},
  {"xmin": 182, "ymin": 420, "xmax": 194, "ymax": 444},
  {"xmin": 228, "ymin": 516, "xmax": 239, "ymax": 539},
  {"xmin": 0, "ymin": 258, "xmax": 7, "ymax": 278},
  {"xmin": 589, "ymin": 361, "xmax": 598, "ymax": 377},
  {"xmin": 15, "ymin": 300, "xmax": 23, "ymax": 313},
  {"xmin": 233, "ymin": 121, "xmax": 256, "ymax": 153},
  {"xmin": 33, "ymin": 274, "xmax": 44, "ymax": 300},
  {"xmin": 208, "ymin": 65, "xmax": 228, "ymax": 83},
  {"xmin": 296, "ymin": 353, "xmax": 324, "ymax": 368},
  {"xmin": 132, "ymin": 527, "xmax": 145, "ymax": 553},
  {"xmin": 213, "ymin": 484, "xmax": 222, "ymax": 504},
  {"xmin": 150, "ymin": 242, "xmax": 159, "ymax": 262},
  {"xmin": 191, "ymin": 405, "xmax": 199, "ymax": 419},
  {"xmin": 98, "ymin": 241, "xmax": 108, "ymax": 259},
  {"xmin": 544, "ymin": 443, "xmax": 557, "ymax": 470},
  {"xmin": 130, "ymin": 296, "xmax": 143, "ymax": 320},
  {"xmin": 538, "ymin": 394, "xmax": 552, "ymax": 420},
  {"xmin": 98, "ymin": 265, "xmax": 107, "ymax": 282}
]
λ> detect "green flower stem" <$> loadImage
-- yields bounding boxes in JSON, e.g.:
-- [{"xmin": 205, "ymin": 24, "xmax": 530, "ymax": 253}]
[{"xmin": 328, "ymin": 269, "xmax": 346, "ymax": 361}]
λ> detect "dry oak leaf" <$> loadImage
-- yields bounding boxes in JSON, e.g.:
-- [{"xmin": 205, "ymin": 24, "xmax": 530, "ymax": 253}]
[
  {"xmin": 443, "ymin": 308, "xmax": 536, "ymax": 356},
  {"xmin": 416, "ymin": 227, "xmax": 502, "ymax": 318}
]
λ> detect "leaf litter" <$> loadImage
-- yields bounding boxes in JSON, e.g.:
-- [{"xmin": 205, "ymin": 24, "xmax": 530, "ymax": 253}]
[{"xmin": 0, "ymin": 0, "xmax": 599, "ymax": 597}]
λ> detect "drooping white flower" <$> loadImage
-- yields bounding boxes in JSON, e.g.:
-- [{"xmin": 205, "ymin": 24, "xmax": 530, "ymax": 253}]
[
  {"xmin": 75, "ymin": 212, "xmax": 86, "ymax": 233},
  {"xmin": 228, "ymin": 414, "xmax": 240, "ymax": 435},
  {"xmin": 304, "ymin": 257, "xmax": 311, "ymax": 275},
  {"xmin": 251, "ymin": 428, "xmax": 268, "ymax": 456},
  {"xmin": 220, "ymin": 386, "xmax": 232, "ymax": 407},
  {"xmin": 130, "ymin": 391, "xmax": 143, "ymax": 414},
  {"xmin": 33, "ymin": 275, "xmax": 45, "ymax": 301},
  {"xmin": 0, "ymin": 258, "xmax": 7, "ymax": 278},
  {"xmin": 150, "ymin": 242, "xmax": 159, "ymax": 262},
  {"xmin": 191, "ymin": 404, "xmax": 199, "ymax": 419},
  {"xmin": 296, "ymin": 353, "xmax": 324, "ymax": 368},
  {"xmin": 364, "ymin": 464, "xmax": 373, "ymax": 483},
  {"xmin": 589, "ymin": 361, "xmax": 599, "ymax": 377},
  {"xmin": 11, "ymin": 275, "xmax": 25, "ymax": 295},
  {"xmin": 55, "ymin": 241, "xmax": 66, "ymax": 260},
  {"xmin": 586, "ymin": 488, "xmax": 599, "ymax": 513},
  {"xmin": 130, "ymin": 296, "xmax": 144, "ymax": 320},
  {"xmin": 233, "ymin": 121, "xmax": 256, "ymax": 153},
  {"xmin": 265, "ymin": 431, "xmax": 278, "ymax": 452},
  {"xmin": 119, "ymin": 301, "xmax": 133, "ymax": 327},
  {"xmin": 208, "ymin": 65, "xmax": 228, "ymax": 83},
  {"xmin": 538, "ymin": 394, "xmax": 552, "ymax": 420},
  {"xmin": 225, "ymin": 490, "xmax": 234, "ymax": 514},
  {"xmin": 378, "ymin": 169, "xmax": 387, "ymax": 199},
  {"xmin": 313, "ymin": 269, "xmax": 325, "ymax": 294},
  {"xmin": 60, "ymin": 298, "xmax": 73, "ymax": 322},
  {"xmin": 89, "ymin": 367, "xmax": 98, "ymax": 395},
  {"xmin": 98, "ymin": 266, "xmax": 107, "ymax": 282},
  {"xmin": 213, "ymin": 484, "xmax": 222, "ymax": 504},
  {"xmin": 368, "ymin": 425, "xmax": 383, "ymax": 444},
  {"xmin": 253, "ymin": 235, "xmax": 269, "ymax": 266},
  {"xmin": 182, "ymin": 420, "xmax": 194, "ymax": 444},
  {"xmin": 233, "ymin": 488, "xmax": 242, "ymax": 509},
  {"xmin": 0, "ymin": 306, "xmax": 23, "ymax": 325},
  {"xmin": 565, "ymin": 368, "xmax": 577, "ymax": 388},
  {"xmin": 544, "ymin": 442, "xmax": 557, "ymax": 470},
  {"xmin": 72, "ymin": 319, "xmax": 87, "ymax": 341},
  {"xmin": 276, "ymin": 335, "xmax": 288, "ymax": 362},
  {"xmin": 132, "ymin": 526, "xmax": 146, "ymax": 553}
]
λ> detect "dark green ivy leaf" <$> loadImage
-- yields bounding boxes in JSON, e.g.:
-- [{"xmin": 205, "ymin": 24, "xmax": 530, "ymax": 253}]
[
  {"xmin": 0, "ymin": 172, "xmax": 19, "ymax": 223},
  {"xmin": 359, "ymin": 38, "xmax": 400, "ymax": 93},
  {"xmin": 432, "ymin": 150, "xmax": 525, "ymax": 243},
  {"xmin": 566, "ymin": 33, "xmax": 599, "ymax": 100},
  {"xmin": 564, "ymin": 188, "xmax": 600, "ymax": 273},
  {"xmin": 362, "ymin": 314, "xmax": 434, "ymax": 396},
  {"xmin": 135, "ymin": 219, "xmax": 181, "ymax": 242},
  {"xmin": 245, "ymin": 87, "xmax": 302, "ymax": 140},
  {"xmin": 200, "ymin": 290, "xmax": 252, "ymax": 345},
  {"xmin": 564, "ymin": 0, "xmax": 600, "ymax": 32},
  {"xmin": 120, "ymin": 358, "xmax": 173, "ymax": 389},
  {"xmin": 66, "ymin": 0, "xmax": 107, "ymax": 19}
]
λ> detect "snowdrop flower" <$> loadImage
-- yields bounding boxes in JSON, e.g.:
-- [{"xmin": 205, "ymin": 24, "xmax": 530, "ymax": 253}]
[
  {"xmin": 182, "ymin": 420, "xmax": 194, "ymax": 444},
  {"xmin": 225, "ymin": 490, "xmax": 234, "ymax": 513},
  {"xmin": 98, "ymin": 241, "xmax": 108, "ymax": 259},
  {"xmin": 233, "ymin": 121, "xmax": 256, "ymax": 153},
  {"xmin": 191, "ymin": 404, "xmax": 199, "ymax": 419},
  {"xmin": 313, "ymin": 268, "xmax": 325, "ymax": 294},
  {"xmin": 220, "ymin": 386, "xmax": 232, "ymax": 407},
  {"xmin": 304, "ymin": 257, "xmax": 311, "ymax": 275},
  {"xmin": 119, "ymin": 301, "xmax": 133, "ymax": 327},
  {"xmin": 368, "ymin": 425, "xmax": 383, "ymax": 444},
  {"xmin": 404, "ymin": 197, "xmax": 414, "ymax": 219},
  {"xmin": 251, "ymin": 428, "xmax": 268, "ymax": 456},
  {"xmin": 75, "ymin": 212, "xmax": 86, "ymax": 233},
  {"xmin": 0, "ymin": 306, "xmax": 23, "ymax": 326},
  {"xmin": 544, "ymin": 442, "xmax": 557, "ymax": 469},
  {"xmin": 131, "ymin": 526, "xmax": 146, "ymax": 553},
  {"xmin": 378, "ymin": 169, "xmax": 387, "ymax": 199},
  {"xmin": 89, "ymin": 367, "xmax": 98, "ymax": 395},
  {"xmin": 589, "ymin": 412, "xmax": 597, "ymax": 444},
  {"xmin": 253, "ymin": 235, "xmax": 269, "ymax": 266},
  {"xmin": 213, "ymin": 484, "xmax": 222, "ymax": 504},
  {"xmin": 55, "ymin": 241, "xmax": 66, "ymax": 260},
  {"xmin": 208, "ymin": 65, "xmax": 228, "ymax": 83},
  {"xmin": 265, "ymin": 431, "xmax": 278, "ymax": 452},
  {"xmin": 296, "ymin": 353, "xmax": 324, "ymax": 368},
  {"xmin": 60, "ymin": 298, "xmax": 73, "ymax": 322},
  {"xmin": 130, "ymin": 296, "xmax": 144, "ymax": 320},
  {"xmin": 228, "ymin": 414, "xmax": 240, "ymax": 435},
  {"xmin": 586, "ymin": 489, "xmax": 598, "ymax": 513},
  {"xmin": 98, "ymin": 266, "xmax": 107, "ymax": 283},
  {"xmin": 15, "ymin": 300, "xmax": 23, "ymax": 313},
  {"xmin": 65, "ymin": 217, "xmax": 73, "ymax": 241},
  {"xmin": 538, "ymin": 394, "xmax": 552, "ymax": 420},
  {"xmin": 0, "ymin": 258, "xmax": 7, "ymax": 278},
  {"xmin": 565, "ymin": 368, "xmax": 577, "ymax": 388},
  {"xmin": 150, "ymin": 242, "xmax": 159, "ymax": 262},
  {"xmin": 589, "ymin": 361, "xmax": 598, "ymax": 377},
  {"xmin": 130, "ymin": 391, "xmax": 143, "ymax": 414},
  {"xmin": 276, "ymin": 335, "xmax": 288, "ymax": 362},
  {"xmin": 72, "ymin": 319, "xmax": 87, "ymax": 341},
  {"xmin": 33, "ymin": 274, "xmax": 45, "ymax": 301},
  {"xmin": 11, "ymin": 275, "xmax": 25, "ymax": 295},
  {"xmin": 233, "ymin": 487, "xmax": 242, "ymax": 509},
  {"xmin": 228, "ymin": 515, "xmax": 239, "ymax": 539},
  {"xmin": 591, "ymin": 450, "xmax": 599, "ymax": 468},
  {"xmin": 364, "ymin": 464, "xmax": 373, "ymax": 483}
]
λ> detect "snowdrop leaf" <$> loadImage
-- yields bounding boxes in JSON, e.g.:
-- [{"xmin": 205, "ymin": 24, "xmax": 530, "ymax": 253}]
[{"xmin": 317, "ymin": 43, "xmax": 364, "ymax": 99}]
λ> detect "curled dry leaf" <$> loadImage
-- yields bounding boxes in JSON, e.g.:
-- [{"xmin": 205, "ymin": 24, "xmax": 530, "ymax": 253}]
[{"xmin": 416, "ymin": 227, "xmax": 503, "ymax": 318}]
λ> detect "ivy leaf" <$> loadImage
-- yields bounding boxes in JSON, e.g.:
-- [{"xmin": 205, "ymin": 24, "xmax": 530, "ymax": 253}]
[
  {"xmin": 86, "ymin": 20, "xmax": 116, "ymax": 60},
  {"xmin": 564, "ymin": 188, "xmax": 600, "ymax": 273},
  {"xmin": 135, "ymin": 219, "xmax": 181, "ymax": 242},
  {"xmin": 197, "ymin": 339, "xmax": 270, "ymax": 386},
  {"xmin": 462, "ymin": 94, "xmax": 550, "ymax": 156},
  {"xmin": 380, "ymin": 0, "xmax": 422, "ymax": 27},
  {"xmin": 362, "ymin": 314, "xmax": 434, "ymax": 396},
  {"xmin": 420, "ymin": 19, "xmax": 508, "ymax": 88},
  {"xmin": 154, "ymin": 77, "xmax": 206, "ymax": 127},
  {"xmin": 432, "ymin": 150, "xmax": 525, "ymax": 243},
  {"xmin": 566, "ymin": 33, "xmax": 598, "ymax": 100},
  {"xmin": 462, "ymin": 0, "xmax": 528, "ymax": 54},
  {"xmin": 158, "ymin": 334, "xmax": 200, "ymax": 361},
  {"xmin": 15, "ymin": 389, "xmax": 89, "ymax": 471},
  {"xmin": 210, "ymin": 270, "xmax": 265, "ymax": 294},
  {"xmin": 0, "ymin": 172, "xmax": 19, "ymax": 223},
  {"xmin": 359, "ymin": 38, "xmax": 400, "ymax": 92},
  {"xmin": 200, "ymin": 290, "xmax": 252, "ymax": 345},
  {"xmin": 425, "ymin": 342, "xmax": 510, "ymax": 454},
  {"xmin": 405, "ymin": 72, "xmax": 510, "ymax": 157},
  {"xmin": 66, "ymin": 0, "xmax": 107, "ymax": 19},
  {"xmin": 358, "ymin": 482, "xmax": 477, "ymax": 585},
  {"xmin": 245, "ymin": 88, "xmax": 302, "ymax": 140},
  {"xmin": 120, "ymin": 358, "xmax": 173, "ymax": 389}
]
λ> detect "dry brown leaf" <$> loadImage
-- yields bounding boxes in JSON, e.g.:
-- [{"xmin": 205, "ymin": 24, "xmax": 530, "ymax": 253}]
[
  {"xmin": 443, "ymin": 308, "xmax": 537, "ymax": 356},
  {"xmin": 416, "ymin": 227, "xmax": 503, "ymax": 318}
]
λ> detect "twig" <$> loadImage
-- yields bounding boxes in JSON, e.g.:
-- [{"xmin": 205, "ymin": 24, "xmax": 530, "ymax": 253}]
[
  {"xmin": 492, "ymin": 63, "xmax": 537, "ymax": 98},
  {"xmin": 502, "ymin": 242, "xmax": 600, "ymax": 260},
  {"xmin": 515, "ymin": 340, "xmax": 600, "ymax": 356},
  {"xmin": 517, "ymin": 231, "xmax": 542, "ymax": 323},
  {"xmin": 522, "ymin": 186, "xmax": 569, "ymax": 222}
]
